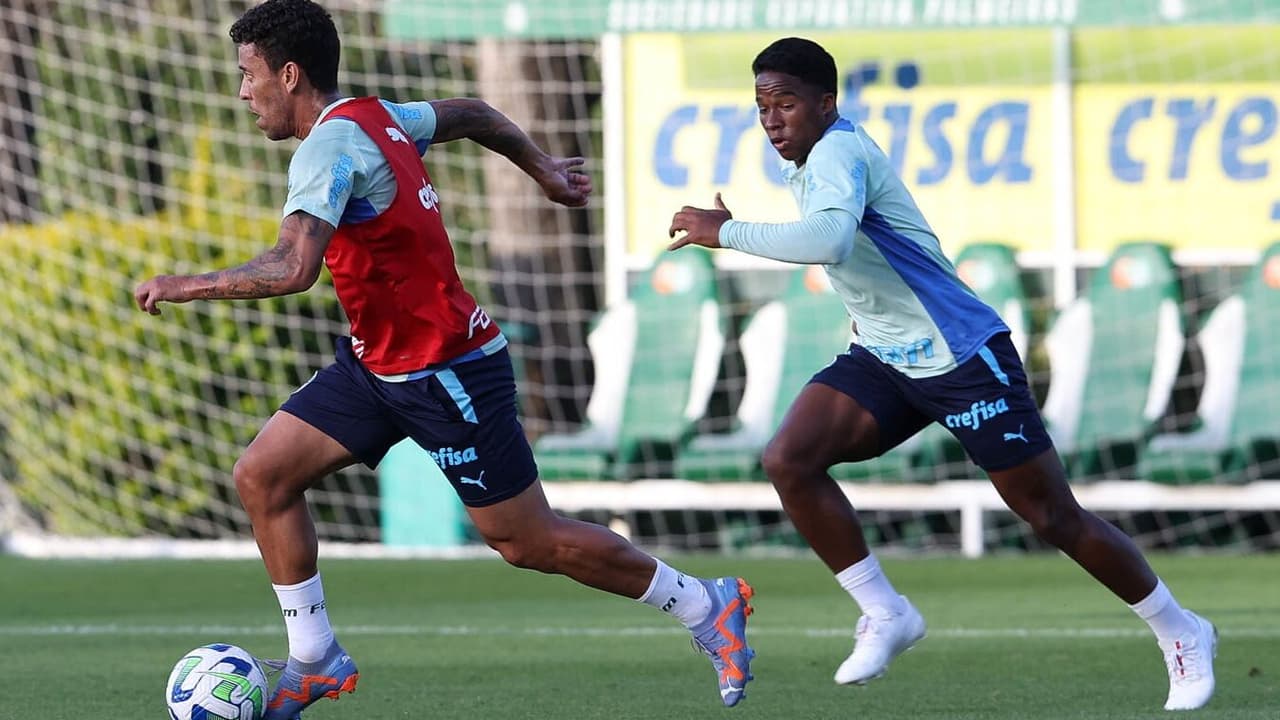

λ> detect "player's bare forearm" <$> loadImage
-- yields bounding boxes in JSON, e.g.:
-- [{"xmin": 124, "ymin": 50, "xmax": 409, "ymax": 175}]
[
  {"xmin": 430, "ymin": 98, "xmax": 545, "ymax": 172},
  {"xmin": 186, "ymin": 241, "xmax": 307, "ymax": 300},
  {"xmin": 430, "ymin": 97, "xmax": 591, "ymax": 206},
  {"xmin": 192, "ymin": 213, "xmax": 330, "ymax": 298},
  {"xmin": 135, "ymin": 212, "xmax": 332, "ymax": 315}
]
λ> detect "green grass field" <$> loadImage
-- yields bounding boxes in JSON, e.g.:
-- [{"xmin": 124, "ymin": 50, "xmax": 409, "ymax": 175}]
[{"xmin": 2, "ymin": 553, "xmax": 1277, "ymax": 719}]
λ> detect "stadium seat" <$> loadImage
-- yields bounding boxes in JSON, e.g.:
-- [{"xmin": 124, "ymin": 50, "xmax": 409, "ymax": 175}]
[
  {"xmin": 915, "ymin": 242, "xmax": 1034, "ymax": 478},
  {"xmin": 676, "ymin": 266, "xmax": 852, "ymax": 481},
  {"xmin": 953, "ymin": 242, "xmax": 1031, "ymax": 358},
  {"xmin": 534, "ymin": 249, "xmax": 724, "ymax": 480},
  {"xmin": 1041, "ymin": 242, "xmax": 1185, "ymax": 478},
  {"xmin": 674, "ymin": 266, "xmax": 922, "ymax": 482},
  {"xmin": 1139, "ymin": 242, "xmax": 1280, "ymax": 483}
]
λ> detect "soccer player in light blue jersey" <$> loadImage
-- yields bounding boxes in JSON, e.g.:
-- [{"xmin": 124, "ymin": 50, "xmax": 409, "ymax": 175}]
[{"xmin": 668, "ymin": 37, "xmax": 1215, "ymax": 712}]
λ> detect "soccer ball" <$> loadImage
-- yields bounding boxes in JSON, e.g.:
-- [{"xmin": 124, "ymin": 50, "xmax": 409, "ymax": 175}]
[{"xmin": 165, "ymin": 643, "xmax": 269, "ymax": 720}]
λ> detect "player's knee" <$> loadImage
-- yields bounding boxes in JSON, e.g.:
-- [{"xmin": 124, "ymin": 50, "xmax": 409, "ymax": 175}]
[
  {"xmin": 762, "ymin": 437, "xmax": 825, "ymax": 489},
  {"xmin": 492, "ymin": 541, "xmax": 532, "ymax": 568},
  {"xmin": 1026, "ymin": 501, "xmax": 1085, "ymax": 549},
  {"xmin": 232, "ymin": 456, "xmax": 285, "ymax": 514},
  {"xmin": 488, "ymin": 537, "xmax": 551, "ymax": 572},
  {"xmin": 232, "ymin": 457, "xmax": 263, "ymax": 505}
]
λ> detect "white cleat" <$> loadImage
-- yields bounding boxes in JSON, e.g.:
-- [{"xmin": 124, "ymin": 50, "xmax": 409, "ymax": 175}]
[
  {"xmin": 1161, "ymin": 610, "xmax": 1218, "ymax": 711},
  {"xmin": 834, "ymin": 595, "xmax": 927, "ymax": 685}
]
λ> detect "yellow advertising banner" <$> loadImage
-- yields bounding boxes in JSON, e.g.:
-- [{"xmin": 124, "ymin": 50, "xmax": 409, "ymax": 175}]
[
  {"xmin": 623, "ymin": 33, "xmax": 1058, "ymax": 265},
  {"xmin": 625, "ymin": 31, "xmax": 1280, "ymax": 265},
  {"xmin": 1075, "ymin": 85, "xmax": 1280, "ymax": 252}
]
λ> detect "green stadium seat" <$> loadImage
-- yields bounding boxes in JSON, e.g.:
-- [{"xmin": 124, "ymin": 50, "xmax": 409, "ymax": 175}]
[
  {"xmin": 535, "ymin": 249, "xmax": 724, "ymax": 480},
  {"xmin": 1139, "ymin": 242, "xmax": 1280, "ymax": 483},
  {"xmin": 953, "ymin": 242, "xmax": 1031, "ymax": 358},
  {"xmin": 674, "ymin": 266, "xmax": 922, "ymax": 482},
  {"xmin": 1041, "ymin": 242, "xmax": 1185, "ymax": 479},
  {"xmin": 676, "ymin": 266, "xmax": 851, "ymax": 481}
]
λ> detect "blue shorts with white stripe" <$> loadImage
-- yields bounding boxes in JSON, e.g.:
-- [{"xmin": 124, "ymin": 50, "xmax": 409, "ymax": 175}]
[{"xmin": 282, "ymin": 336, "xmax": 537, "ymax": 507}]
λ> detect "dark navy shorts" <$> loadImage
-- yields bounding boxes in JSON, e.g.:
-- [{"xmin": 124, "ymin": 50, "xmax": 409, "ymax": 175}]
[
  {"xmin": 281, "ymin": 337, "xmax": 537, "ymax": 507},
  {"xmin": 811, "ymin": 332, "xmax": 1052, "ymax": 472}
]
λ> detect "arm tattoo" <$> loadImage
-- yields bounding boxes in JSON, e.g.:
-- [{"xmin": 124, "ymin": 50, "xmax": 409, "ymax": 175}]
[
  {"xmin": 189, "ymin": 213, "xmax": 330, "ymax": 300},
  {"xmin": 431, "ymin": 99, "xmax": 541, "ymax": 173}
]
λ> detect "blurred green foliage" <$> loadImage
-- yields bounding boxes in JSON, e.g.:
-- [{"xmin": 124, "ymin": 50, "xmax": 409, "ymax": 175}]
[{"xmin": 0, "ymin": 205, "xmax": 347, "ymax": 536}]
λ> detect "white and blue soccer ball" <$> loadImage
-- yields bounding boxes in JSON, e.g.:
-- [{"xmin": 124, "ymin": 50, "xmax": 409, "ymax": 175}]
[{"xmin": 165, "ymin": 643, "xmax": 269, "ymax": 720}]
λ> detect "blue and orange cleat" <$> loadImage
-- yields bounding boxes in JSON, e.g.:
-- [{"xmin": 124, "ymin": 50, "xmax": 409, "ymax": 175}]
[
  {"xmin": 690, "ymin": 577, "xmax": 756, "ymax": 707},
  {"xmin": 263, "ymin": 641, "xmax": 359, "ymax": 720}
]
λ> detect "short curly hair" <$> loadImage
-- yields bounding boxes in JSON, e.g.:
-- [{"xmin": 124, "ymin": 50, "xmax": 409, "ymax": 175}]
[
  {"xmin": 752, "ymin": 37, "xmax": 837, "ymax": 98},
  {"xmin": 230, "ymin": 0, "xmax": 340, "ymax": 93}
]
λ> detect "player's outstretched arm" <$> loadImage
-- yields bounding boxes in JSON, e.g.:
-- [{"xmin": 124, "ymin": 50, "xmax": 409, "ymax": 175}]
[
  {"xmin": 428, "ymin": 97, "xmax": 592, "ymax": 208},
  {"xmin": 133, "ymin": 211, "xmax": 334, "ymax": 315},
  {"xmin": 672, "ymin": 200, "xmax": 856, "ymax": 265}
]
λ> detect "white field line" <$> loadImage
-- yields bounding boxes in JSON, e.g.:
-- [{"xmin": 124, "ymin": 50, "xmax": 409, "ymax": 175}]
[{"xmin": 1, "ymin": 624, "xmax": 1277, "ymax": 639}]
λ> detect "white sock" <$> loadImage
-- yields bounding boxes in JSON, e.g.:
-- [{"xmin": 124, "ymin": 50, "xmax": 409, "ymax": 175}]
[
  {"xmin": 836, "ymin": 554, "xmax": 905, "ymax": 618},
  {"xmin": 1129, "ymin": 578, "xmax": 1195, "ymax": 644},
  {"xmin": 273, "ymin": 573, "xmax": 335, "ymax": 663},
  {"xmin": 638, "ymin": 559, "xmax": 712, "ymax": 628}
]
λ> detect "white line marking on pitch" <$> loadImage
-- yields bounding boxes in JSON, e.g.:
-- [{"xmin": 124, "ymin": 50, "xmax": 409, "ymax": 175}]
[{"xmin": 1, "ymin": 624, "xmax": 1277, "ymax": 639}]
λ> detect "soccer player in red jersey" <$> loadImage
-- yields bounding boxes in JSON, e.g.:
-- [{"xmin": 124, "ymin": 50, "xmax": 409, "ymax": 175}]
[{"xmin": 134, "ymin": 1, "xmax": 754, "ymax": 714}]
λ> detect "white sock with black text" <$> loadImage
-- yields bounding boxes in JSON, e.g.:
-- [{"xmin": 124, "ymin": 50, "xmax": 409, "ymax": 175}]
[
  {"xmin": 836, "ymin": 554, "xmax": 906, "ymax": 618},
  {"xmin": 273, "ymin": 573, "xmax": 335, "ymax": 663},
  {"xmin": 1129, "ymin": 578, "xmax": 1196, "ymax": 644},
  {"xmin": 638, "ymin": 559, "xmax": 713, "ymax": 628}
]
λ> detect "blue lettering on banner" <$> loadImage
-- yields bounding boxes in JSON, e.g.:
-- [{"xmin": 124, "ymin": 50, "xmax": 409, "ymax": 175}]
[
  {"xmin": 1109, "ymin": 97, "xmax": 1153, "ymax": 183},
  {"xmin": 1167, "ymin": 98, "xmax": 1216, "ymax": 180},
  {"xmin": 967, "ymin": 101, "xmax": 1032, "ymax": 184},
  {"xmin": 654, "ymin": 105, "xmax": 697, "ymax": 186},
  {"xmin": 881, "ymin": 103, "xmax": 912, "ymax": 172},
  {"xmin": 710, "ymin": 106, "xmax": 756, "ymax": 184},
  {"xmin": 1221, "ymin": 97, "xmax": 1276, "ymax": 181},
  {"xmin": 652, "ymin": 95, "xmax": 1037, "ymax": 188},
  {"xmin": 918, "ymin": 101, "xmax": 956, "ymax": 185},
  {"xmin": 648, "ymin": 59, "xmax": 1276, "ymax": 224},
  {"xmin": 1109, "ymin": 95, "xmax": 1278, "ymax": 187},
  {"xmin": 651, "ymin": 59, "xmax": 1035, "ymax": 190}
]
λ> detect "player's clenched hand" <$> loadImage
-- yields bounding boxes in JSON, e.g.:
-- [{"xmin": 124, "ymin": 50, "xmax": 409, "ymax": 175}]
[
  {"xmin": 134, "ymin": 275, "xmax": 192, "ymax": 315},
  {"xmin": 537, "ymin": 156, "xmax": 593, "ymax": 208},
  {"xmin": 667, "ymin": 193, "xmax": 732, "ymax": 251}
]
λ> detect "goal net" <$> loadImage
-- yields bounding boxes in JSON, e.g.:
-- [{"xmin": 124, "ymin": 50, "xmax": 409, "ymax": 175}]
[{"xmin": 1, "ymin": 0, "xmax": 1278, "ymax": 556}]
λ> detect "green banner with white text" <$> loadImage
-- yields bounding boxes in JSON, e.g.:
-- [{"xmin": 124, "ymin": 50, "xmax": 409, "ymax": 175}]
[{"xmin": 384, "ymin": 0, "xmax": 1277, "ymax": 39}]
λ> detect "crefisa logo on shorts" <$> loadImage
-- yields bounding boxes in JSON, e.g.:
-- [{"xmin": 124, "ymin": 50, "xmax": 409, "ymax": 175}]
[
  {"xmin": 429, "ymin": 446, "xmax": 478, "ymax": 468},
  {"xmin": 945, "ymin": 398, "xmax": 1010, "ymax": 431}
]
